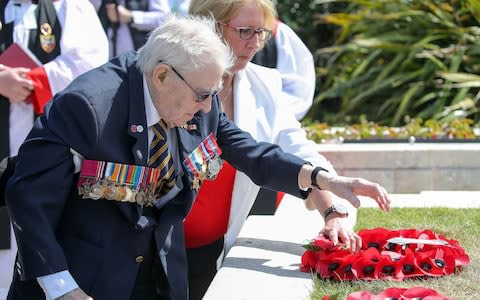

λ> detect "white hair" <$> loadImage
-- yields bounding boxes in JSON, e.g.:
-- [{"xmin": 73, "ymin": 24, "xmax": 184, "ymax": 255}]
[{"xmin": 137, "ymin": 15, "xmax": 234, "ymax": 76}]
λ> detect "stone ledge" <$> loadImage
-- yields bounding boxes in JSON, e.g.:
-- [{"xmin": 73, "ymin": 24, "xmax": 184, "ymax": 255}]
[{"xmin": 317, "ymin": 143, "xmax": 480, "ymax": 193}]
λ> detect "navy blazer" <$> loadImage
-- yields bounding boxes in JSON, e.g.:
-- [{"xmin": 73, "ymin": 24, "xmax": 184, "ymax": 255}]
[{"xmin": 5, "ymin": 52, "xmax": 307, "ymax": 300}]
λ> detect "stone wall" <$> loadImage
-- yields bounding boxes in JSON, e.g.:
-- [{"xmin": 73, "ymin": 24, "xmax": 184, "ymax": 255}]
[{"xmin": 317, "ymin": 143, "xmax": 480, "ymax": 193}]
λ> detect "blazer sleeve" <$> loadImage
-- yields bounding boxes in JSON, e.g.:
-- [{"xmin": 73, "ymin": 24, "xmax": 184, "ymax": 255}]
[
  {"xmin": 215, "ymin": 108, "xmax": 308, "ymax": 199},
  {"xmin": 5, "ymin": 91, "xmax": 99, "ymax": 280}
]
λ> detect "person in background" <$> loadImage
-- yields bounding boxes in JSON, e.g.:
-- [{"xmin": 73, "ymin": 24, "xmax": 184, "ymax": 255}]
[
  {"xmin": 93, "ymin": 0, "xmax": 171, "ymax": 57},
  {"xmin": 184, "ymin": 0, "xmax": 386, "ymax": 299},
  {"xmin": 0, "ymin": 0, "xmax": 108, "ymax": 295},
  {"xmin": 249, "ymin": 18, "xmax": 317, "ymax": 215},
  {"xmin": 5, "ymin": 15, "xmax": 391, "ymax": 300},
  {"xmin": 167, "ymin": 0, "xmax": 190, "ymax": 16},
  {"xmin": 251, "ymin": 18, "xmax": 315, "ymax": 121}
]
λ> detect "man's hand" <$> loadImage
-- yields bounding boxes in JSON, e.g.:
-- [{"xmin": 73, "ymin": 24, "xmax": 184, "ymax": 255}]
[
  {"xmin": 320, "ymin": 215, "xmax": 362, "ymax": 253},
  {"xmin": 0, "ymin": 67, "xmax": 33, "ymax": 102},
  {"xmin": 321, "ymin": 174, "xmax": 392, "ymax": 212},
  {"xmin": 105, "ymin": 4, "xmax": 132, "ymax": 24},
  {"xmin": 57, "ymin": 288, "xmax": 93, "ymax": 300},
  {"xmin": 305, "ymin": 189, "xmax": 361, "ymax": 252}
]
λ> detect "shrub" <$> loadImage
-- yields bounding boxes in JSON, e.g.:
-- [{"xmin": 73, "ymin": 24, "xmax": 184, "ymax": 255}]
[{"xmin": 286, "ymin": 0, "xmax": 480, "ymax": 127}]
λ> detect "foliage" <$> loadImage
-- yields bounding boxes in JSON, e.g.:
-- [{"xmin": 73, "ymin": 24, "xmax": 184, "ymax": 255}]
[
  {"xmin": 304, "ymin": 116, "xmax": 479, "ymax": 143},
  {"xmin": 276, "ymin": 0, "xmax": 480, "ymax": 126}
]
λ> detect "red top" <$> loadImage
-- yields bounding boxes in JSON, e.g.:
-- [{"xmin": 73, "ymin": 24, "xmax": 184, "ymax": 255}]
[{"xmin": 184, "ymin": 161, "xmax": 236, "ymax": 248}]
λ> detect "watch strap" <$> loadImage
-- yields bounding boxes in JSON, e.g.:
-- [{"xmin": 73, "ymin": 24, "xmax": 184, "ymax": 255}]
[
  {"xmin": 323, "ymin": 205, "xmax": 348, "ymax": 220},
  {"xmin": 311, "ymin": 166, "xmax": 328, "ymax": 189}
]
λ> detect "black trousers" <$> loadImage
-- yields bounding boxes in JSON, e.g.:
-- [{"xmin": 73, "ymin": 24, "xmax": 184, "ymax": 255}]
[{"xmin": 186, "ymin": 237, "xmax": 224, "ymax": 300}]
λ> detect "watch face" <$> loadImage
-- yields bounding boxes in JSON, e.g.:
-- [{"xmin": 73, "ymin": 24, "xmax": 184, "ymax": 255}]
[{"xmin": 334, "ymin": 204, "xmax": 348, "ymax": 215}]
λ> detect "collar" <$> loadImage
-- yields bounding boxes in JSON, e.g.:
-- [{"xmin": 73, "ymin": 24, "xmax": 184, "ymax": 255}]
[{"xmin": 143, "ymin": 76, "xmax": 161, "ymax": 128}]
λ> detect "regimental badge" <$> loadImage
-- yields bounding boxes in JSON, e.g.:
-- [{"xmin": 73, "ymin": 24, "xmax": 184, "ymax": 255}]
[
  {"xmin": 39, "ymin": 22, "xmax": 56, "ymax": 53},
  {"xmin": 183, "ymin": 133, "xmax": 223, "ymax": 192},
  {"xmin": 77, "ymin": 160, "xmax": 162, "ymax": 206}
]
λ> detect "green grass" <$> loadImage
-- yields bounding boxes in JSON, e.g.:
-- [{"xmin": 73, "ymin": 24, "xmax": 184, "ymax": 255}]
[{"xmin": 310, "ymin": 208, "xmax": 480, "ymax": 299}]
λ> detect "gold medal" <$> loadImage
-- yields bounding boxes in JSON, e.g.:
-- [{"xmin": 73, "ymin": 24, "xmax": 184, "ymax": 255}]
[
  {"xmin": 39, "ymin": 23, "xmax": 56, "ymax": 53},
  {"xmin": 114, "ymin": 186, "xmax": 127, "ymax": 201},
  {"xmin": 104, "ymin": 184, "xmax": 116, "ymax": 200},
  {"xmin": 122, "ymin": 187, "xmax": 135, "ymax": 202}
]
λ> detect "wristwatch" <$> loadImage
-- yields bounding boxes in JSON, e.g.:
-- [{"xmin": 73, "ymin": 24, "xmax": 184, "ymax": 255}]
[{"xmin": 322, "ymin": 204, "xmax": 349, "ymax": 220}]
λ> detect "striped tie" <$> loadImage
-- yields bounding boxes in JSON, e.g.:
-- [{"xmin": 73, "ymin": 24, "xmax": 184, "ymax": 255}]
[{"xmin": 149, "ymin": 121, "xmax": 176, "ymax": 196}]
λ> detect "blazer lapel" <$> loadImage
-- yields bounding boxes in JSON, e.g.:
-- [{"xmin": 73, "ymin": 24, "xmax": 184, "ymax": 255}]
[
  {"xmin": 234, "ymin": 69, "xmax": 257, "ymax": 138},
  {"xmin": 118, "ymin": 62, "xmax": 149, "ymax": 223}
]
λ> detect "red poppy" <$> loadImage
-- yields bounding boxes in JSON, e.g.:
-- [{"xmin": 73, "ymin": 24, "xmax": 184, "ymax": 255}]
[
  {"xmin": 300, "ymin": 250, "xmax": 317, "ymax": 272},
  {"xmin": 402, "ymin": 286, "xmax": 451, "ymax": 299},
  {"xmin": 358, "ymin": 227, "xmax": 391, "ymax": 250},
  {"xmin": 345, "ymin": 286, "xmax": 452, "ymax": 300},
  {"xmin": 300, "ymin": 228, "xmax": 469, "ymax": 281}
]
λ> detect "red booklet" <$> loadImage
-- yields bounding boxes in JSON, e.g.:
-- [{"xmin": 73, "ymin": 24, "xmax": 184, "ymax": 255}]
[{"xmin": 0, "ymin": 43, "xmax": 41, "ymax": 69}]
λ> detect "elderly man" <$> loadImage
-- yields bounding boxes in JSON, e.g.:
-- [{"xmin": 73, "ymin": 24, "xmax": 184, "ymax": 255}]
[{"xmin": 6, "ymin": 16, "xmax": 391, "ymax": 300}]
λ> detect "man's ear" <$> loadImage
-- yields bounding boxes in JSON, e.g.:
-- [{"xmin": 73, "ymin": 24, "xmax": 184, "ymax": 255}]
[{"xmin": 153, "ymin": 64, "xmax": 169, "ymax": 86}]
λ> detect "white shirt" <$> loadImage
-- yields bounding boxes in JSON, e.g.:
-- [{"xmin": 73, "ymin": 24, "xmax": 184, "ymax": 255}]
[{"xmin": 4, "ymin": 0, "xmax": 108, "ymax": 156}]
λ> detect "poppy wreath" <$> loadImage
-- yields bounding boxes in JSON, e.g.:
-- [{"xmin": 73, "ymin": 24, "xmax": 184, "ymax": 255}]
[
  {"xmin": 300, "ymin": 227, "xmax": 469, "ymax": 281},
  {"xmin": 322, "ymin": 286, "xmax": 452, "ymax": 300}
]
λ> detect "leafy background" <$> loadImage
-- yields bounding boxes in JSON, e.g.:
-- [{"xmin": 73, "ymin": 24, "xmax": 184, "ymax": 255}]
[{"xmin": 275, "ymin": 0, "xmax": 480, "ymax": 130}]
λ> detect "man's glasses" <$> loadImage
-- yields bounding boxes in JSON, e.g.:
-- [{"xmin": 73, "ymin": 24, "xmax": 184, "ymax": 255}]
[
  {"xmin": 162, "ymin": 62, "xmax": 220, "ymax": 103},
  {"xmin": 219, "ymin": 22, "xmax": 272, "ymax": 41}
]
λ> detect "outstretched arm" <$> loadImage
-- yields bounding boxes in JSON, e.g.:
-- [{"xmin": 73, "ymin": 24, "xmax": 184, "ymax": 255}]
[{"xmin": 299, "ymin": 164, "xmax": 392, "ymax": 212}]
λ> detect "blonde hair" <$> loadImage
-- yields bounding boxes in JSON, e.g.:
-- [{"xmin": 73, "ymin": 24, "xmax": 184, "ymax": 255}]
[{"xmin": 188, "ymin": 0, "xmax": 277, "ymax": 29}]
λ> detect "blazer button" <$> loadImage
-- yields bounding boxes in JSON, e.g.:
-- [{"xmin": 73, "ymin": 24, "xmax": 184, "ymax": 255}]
[{"xmin": 135, "ymin": 256, "xmax": 144, "ymax": 263}]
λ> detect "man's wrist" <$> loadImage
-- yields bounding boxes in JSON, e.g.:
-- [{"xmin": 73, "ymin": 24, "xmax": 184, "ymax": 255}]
[
  {"xmin": 322, "ymin": 204, "xmax": 349, "ymax": 220},
  {"xmin": 311, "ymin": 166, "xmax": 329, "ymax": 189}
]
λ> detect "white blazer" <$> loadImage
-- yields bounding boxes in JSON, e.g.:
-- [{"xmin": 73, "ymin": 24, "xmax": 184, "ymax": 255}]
[{"xmin": 224, "ymin": 63, "xmax": 335, "ymax": 252}]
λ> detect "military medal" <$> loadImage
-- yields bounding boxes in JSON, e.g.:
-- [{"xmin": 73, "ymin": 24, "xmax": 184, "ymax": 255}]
[
  {"xmin": 39, "ymin": 22, "xmax": 56, "ymax": 53},
  {"xmin": 183, "ymin": 133, "xmax": 223, "ymax": 191},
  {"xmin": 77, "ymin": 160, "xmax": 161, "ymax": 206},
  {"xmin": 89, "ymin": 182, "xmax": 105, "ymax": 200},
  {"xmin": 206, "ymin": 156, "xmax": 223, "ymax": 180}
]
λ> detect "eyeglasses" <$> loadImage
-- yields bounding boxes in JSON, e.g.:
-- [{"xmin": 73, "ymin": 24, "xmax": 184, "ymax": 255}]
[
  {"xmin": 219, "ymin": 22, "xmax": 272, "ymax": 41},
  {"xmin": 162, "ymin": 62, "xmax": 220, "ymax": 103}
]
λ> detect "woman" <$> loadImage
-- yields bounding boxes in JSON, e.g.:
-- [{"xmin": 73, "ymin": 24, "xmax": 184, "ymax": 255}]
[{"xmin": 184, "ymin": 0, "xmax": 385, "ymax": 298}]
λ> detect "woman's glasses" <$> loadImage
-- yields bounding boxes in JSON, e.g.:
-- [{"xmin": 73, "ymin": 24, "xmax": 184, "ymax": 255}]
[{"xmin": 219, "ymin": 22, "xmax": 272, "ymax": 41}]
